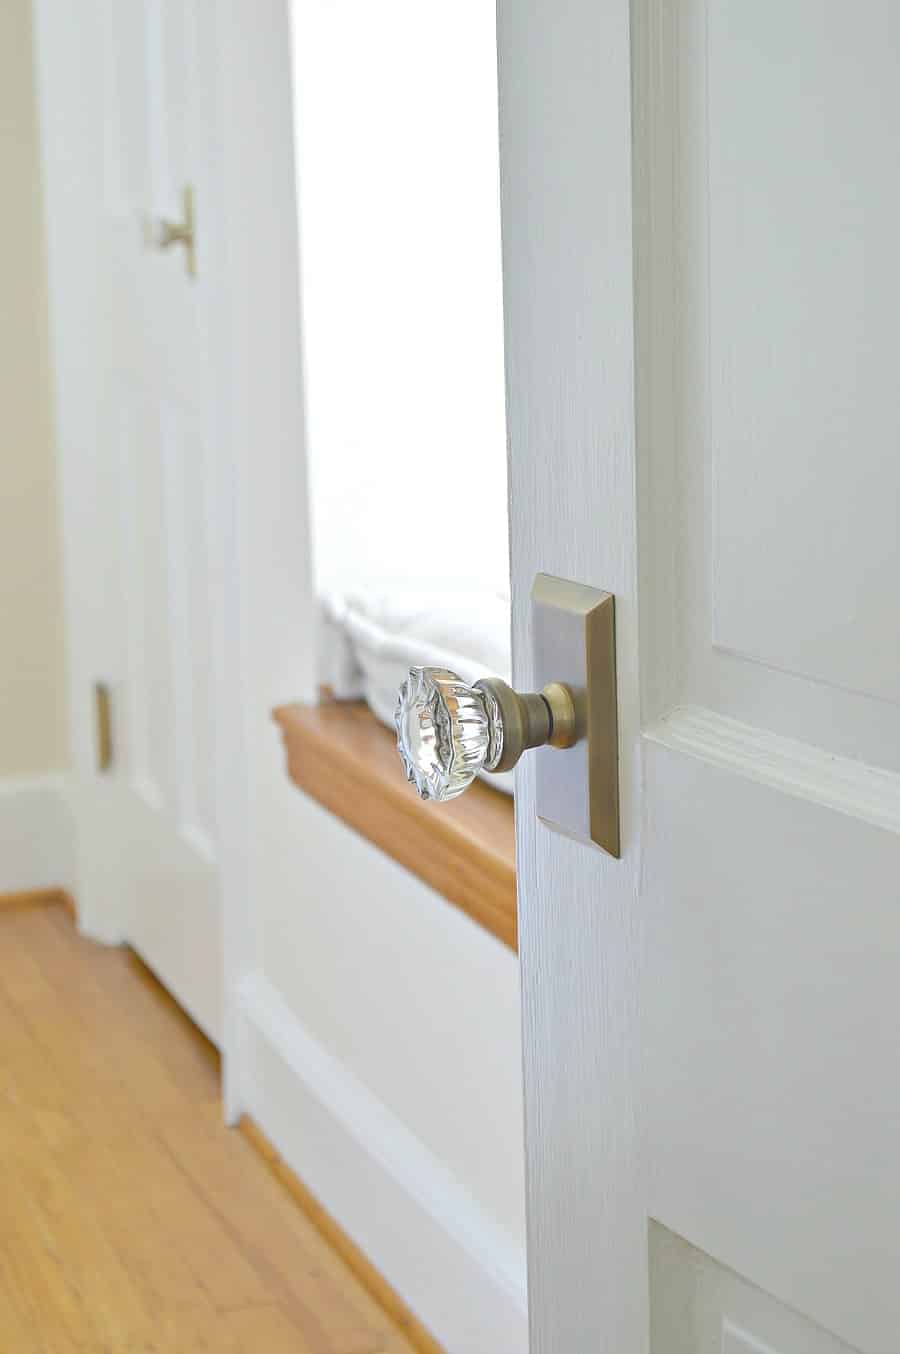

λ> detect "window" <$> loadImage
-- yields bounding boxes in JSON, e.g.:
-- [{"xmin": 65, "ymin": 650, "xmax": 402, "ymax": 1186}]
[{"xmin": 290, "ymin": 2, "xmax": 509, "ymax": 600}]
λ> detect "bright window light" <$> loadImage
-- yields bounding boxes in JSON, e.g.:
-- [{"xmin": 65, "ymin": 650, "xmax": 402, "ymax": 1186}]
[{"xmin": 290, "ymin": 2, "xmax": 509, "ymax": 598}]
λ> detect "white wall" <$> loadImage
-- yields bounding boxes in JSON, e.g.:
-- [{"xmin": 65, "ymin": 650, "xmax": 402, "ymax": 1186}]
[
  {"xmin": 291, "ymin": 0, "xmax": 509, "ymax": 598},
  {"xmin": 0, "ymin": 0, "xmax": 67, "ymax": 779},
  {"xmin": 258, "ymin": 791, "xmax": 525, "ymax": 1244},
  {"xmin": 0, "ymin": 0, "xmax": 72, "ymax": 895},
  {"xmin": 240, "ymin": 757, "xmax": 528, "ymax": 1352}
]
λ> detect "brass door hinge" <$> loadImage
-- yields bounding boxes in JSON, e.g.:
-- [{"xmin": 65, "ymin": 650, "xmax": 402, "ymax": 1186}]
[
  {"xmin": 94, "ymin": 682, "xmax": 114, "ymax": 772},
  {"xmin": 154, "ymin": 184, "xmax": 196, "ymax": 278}
]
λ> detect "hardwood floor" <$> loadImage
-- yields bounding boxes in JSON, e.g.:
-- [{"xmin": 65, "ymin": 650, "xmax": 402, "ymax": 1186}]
[{"xmin": 0, "ymin": 898, "xmax": 420, "ymax": 1353}]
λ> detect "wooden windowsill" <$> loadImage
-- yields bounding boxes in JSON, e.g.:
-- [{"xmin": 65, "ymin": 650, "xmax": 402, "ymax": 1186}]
[{"xmin": 273, "ymin": 700, "xmax": 517, "ymax": 951}]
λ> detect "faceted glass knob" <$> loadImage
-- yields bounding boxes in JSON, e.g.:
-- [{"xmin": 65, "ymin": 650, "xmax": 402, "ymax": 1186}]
[{"xmin": 394, "ymin": 667, "xmax": 503, "ymax": 802}]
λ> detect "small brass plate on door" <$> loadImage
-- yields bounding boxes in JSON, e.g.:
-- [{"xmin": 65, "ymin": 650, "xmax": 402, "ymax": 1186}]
[
  {"xmin": 94, "ymin": 681, "xmax": 114, "ymax": 773},
  {"xmin": 532, "ymin": 574, "xmax": 620, "ymax": 856}
]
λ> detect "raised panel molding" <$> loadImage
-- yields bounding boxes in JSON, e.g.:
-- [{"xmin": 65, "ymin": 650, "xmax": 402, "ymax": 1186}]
[
  {"xmin": 635, "ymin": 5, "xmax": 898, "ymax": 1352},
  {"xmin": 644, "ymin": 705, "xmax": 900, "ymax": 836},
  {"xmin": 113, "ymin": 388, "xmax": 163, "ymax": 811},
  {"xmin": 650, "ymin": 1223, "xmax": 864, "ymax": 1354},
  {"xmin": 159, "ymin": 399, "xmax": 217, "ymax": 849},
  {"xmin": 722, "ymin": 1322, "xmax": 781, "ymax": 1354},
  {"xmin": 637, "ymin": 0, "xmax": 900, "ymax": 763},
  {"xmin": 709, "ymin": 2, "xmax": 900, "ymax": 708},
  {"xmin": 160, "ymin": 399, "xmax": 196, "ymax": 832}
]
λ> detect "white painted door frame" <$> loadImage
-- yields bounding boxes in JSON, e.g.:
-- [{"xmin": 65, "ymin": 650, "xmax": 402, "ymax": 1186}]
[
  {"xmin": 497, "ymin": 2, "xmax": 646, "ymax": 1351},
  {"xmin": 33, "ymin": 0, "xmax": 316, "ymax": 1101},
  {"xmin": 204, "ymin": 0, "xmax": 318, "ymax": 1117}
]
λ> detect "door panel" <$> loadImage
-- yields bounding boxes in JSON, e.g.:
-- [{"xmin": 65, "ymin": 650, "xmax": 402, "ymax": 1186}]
[
  {"xmin": 113, "ymin": 384, "xmax": 163, "ymax": 810},
  {"xmin": 640, "ymin": 0, "xmax": 900, "ymax": 769},
  {"xmin": 708, "ymin": 3, "xmax": 900, "ymax": 706},
  {"xmin": 643, "ymin": 750, "xmax": 899, "ymax": 1351},
  {"xmin": 88, "ymin": 0, "xmax": 222, "ymax": 1038},
  {"xmin": 650, "ymin": 1222, "xmax": 861, "ymax": 1354},
  {"xmin": 636, "ymin": 2, "xmax": 900, "ymax": 1349},
  {"xmin": 39, "ymin": 0, "xmax": 309, "ymax": 1100}
]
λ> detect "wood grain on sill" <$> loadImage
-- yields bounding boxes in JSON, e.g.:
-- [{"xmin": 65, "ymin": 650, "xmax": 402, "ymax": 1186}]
[{"xmin": 272, "ymin": 700, "xmax": 517, "ymax": 951}]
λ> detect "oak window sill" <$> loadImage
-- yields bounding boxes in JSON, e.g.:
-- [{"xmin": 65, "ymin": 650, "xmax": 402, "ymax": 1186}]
[{"xmin": 273, "ymin": 700, "xmax": 517, "ymax": 951}]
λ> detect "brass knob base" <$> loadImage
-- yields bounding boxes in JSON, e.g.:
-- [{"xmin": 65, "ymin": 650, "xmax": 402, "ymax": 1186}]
[
  {"xmin": 475, "ymin": 678, "xmax": 581, "ymax": 773},
  {"xmin": 541, "ymin": 681, "xmax": 578, "ymax": 749}
]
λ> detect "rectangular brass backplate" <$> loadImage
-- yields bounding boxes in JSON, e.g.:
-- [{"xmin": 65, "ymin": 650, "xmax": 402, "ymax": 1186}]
[{"xmin": 532, "ymin": 574, "xmax": 620, "ymax": 856}]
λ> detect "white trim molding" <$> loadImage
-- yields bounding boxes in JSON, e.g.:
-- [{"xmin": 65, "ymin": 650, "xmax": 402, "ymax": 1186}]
[
  {"xmin": 645, "ymin": 705, "xmax": 900, "ymax": 836},
  {"xmin": 0, "ymin": 773, "xmax": 74, "ymax": 895},
  {"xmin": 236, "ymin": 971, "xmax": 528, "ymax": 1354}
]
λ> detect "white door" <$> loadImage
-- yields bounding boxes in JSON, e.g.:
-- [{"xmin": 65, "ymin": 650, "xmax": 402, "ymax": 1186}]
[
  {"xmin": 106, "ymin": 0, "xmax": 226, "ymax": 1042},
  {"xmin": 499, "ymin": 3, "xmax": 900, "ymax": 1352},
  {"xmin": 35, "ymin": 0, "xmax": 240, "ymax": 1044}
]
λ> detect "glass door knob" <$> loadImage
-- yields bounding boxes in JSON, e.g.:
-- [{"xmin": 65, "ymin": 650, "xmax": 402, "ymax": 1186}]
[{"xmin": 395, "ymin": 667, "xmax": 580, "ymax": 802}]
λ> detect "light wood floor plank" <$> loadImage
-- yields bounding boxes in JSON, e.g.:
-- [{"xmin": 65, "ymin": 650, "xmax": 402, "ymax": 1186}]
[{"xmin": 0, "ymin": 900, "xmax": 422, "ymax": 1354}]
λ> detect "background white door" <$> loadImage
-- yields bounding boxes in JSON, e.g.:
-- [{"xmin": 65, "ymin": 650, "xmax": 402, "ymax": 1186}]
[
  {"xmin": 499, "ymin": 2, "xmax": 900, "ymax": 1351},
  {"xmin": 106, "ymin": 0, "xmax": 227, "ymax": 1042},
  {"xmin": 36, "ymin": 0, "xmax": 235, "ymax": 1043},
  {"xmin": 36, "ymin": 0, "xmax": 317, "ymax": 1120}
]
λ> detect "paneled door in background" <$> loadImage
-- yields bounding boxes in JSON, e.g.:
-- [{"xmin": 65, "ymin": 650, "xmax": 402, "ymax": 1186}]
[
  {"xmin": 500, "ymin": 1, "xmax": 900, "ymax": 1352},
  {"xmin": 36, "ymin": 0, "xmax": 315, "ymax": 1112},
  {"xmin": 36, "ymin": 0, "xmax": 235, "ymax": 1042}
]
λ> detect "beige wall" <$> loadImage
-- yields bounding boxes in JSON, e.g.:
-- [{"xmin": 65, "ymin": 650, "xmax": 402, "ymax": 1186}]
[{"xmin": 0, "ymin": 0, "xmax": 68, "ymax": 775}]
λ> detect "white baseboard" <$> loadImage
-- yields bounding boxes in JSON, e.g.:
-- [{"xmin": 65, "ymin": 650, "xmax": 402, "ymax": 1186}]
[
  {"xmin": 0, "ymin": 773, "xmax": 74, "ymax": 895},
  {"xmin": 237, "ymin": 971, "xmax": 529, "ymax": 1354}
]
